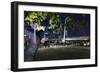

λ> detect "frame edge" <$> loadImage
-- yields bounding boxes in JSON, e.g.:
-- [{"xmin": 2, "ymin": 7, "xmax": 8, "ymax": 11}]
[{"xmin": 11, "ymin": 1, "xmax": 98, "ymax": 71}]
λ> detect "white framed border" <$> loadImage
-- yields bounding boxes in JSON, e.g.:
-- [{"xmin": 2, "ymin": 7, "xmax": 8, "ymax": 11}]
[{"xmin": 17, "ymin": 4, "xmax": 96, "ymax": 69}]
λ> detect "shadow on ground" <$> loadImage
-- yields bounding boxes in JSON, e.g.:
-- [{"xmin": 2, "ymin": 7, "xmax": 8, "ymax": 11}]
[{"xmin": 33, "ymin": 46, "xmax": 90, "ymax": 61}]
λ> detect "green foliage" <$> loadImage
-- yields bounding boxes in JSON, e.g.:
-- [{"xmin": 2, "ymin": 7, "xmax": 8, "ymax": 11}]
[
  {"xmin": 62, "ymin": 16, "xmax": 76, "ymax": 30},
  {"xmin": 64, "ymin": 15, "xmax": 87, "ymax": 31},
  {"xmin": 49, "ymin": 13, "xmax": 60, "ymax": 29},
  {"xmin": 25, "ymin": 12, "xmax": 60, "ymax": 30},
  {"xmin": 25, "ymin": 11, "xmax": 87, "ymax": 31},
  {"xmin": 25, "ymin": 12, "xmax": 48, "ymax": 27},
  {"xmin": 78, "ymin": 20, "xmax": 87, "ymax": 30}
]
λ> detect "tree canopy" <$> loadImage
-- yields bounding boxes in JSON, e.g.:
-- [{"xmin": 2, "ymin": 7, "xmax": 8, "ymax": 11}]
[{"xmin": 25, "ymin": 11, "xmax": 87, "ymax": 31}]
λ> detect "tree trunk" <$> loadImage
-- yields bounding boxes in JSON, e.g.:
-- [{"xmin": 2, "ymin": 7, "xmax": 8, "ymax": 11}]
[
  {"xmin": 63, "ymin": 26, "xmax": 66, "ymax": 43},
  {"xmin": 44, "ymin": 27, "xmax": 46, "ymax": 40},
  {"xmin": 34, "ymin": 29, "xmax": 36, "ymax": 44},
  {"xmin": 63, "ymin": 25, "xmax": 68, "ymax": 43}
]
